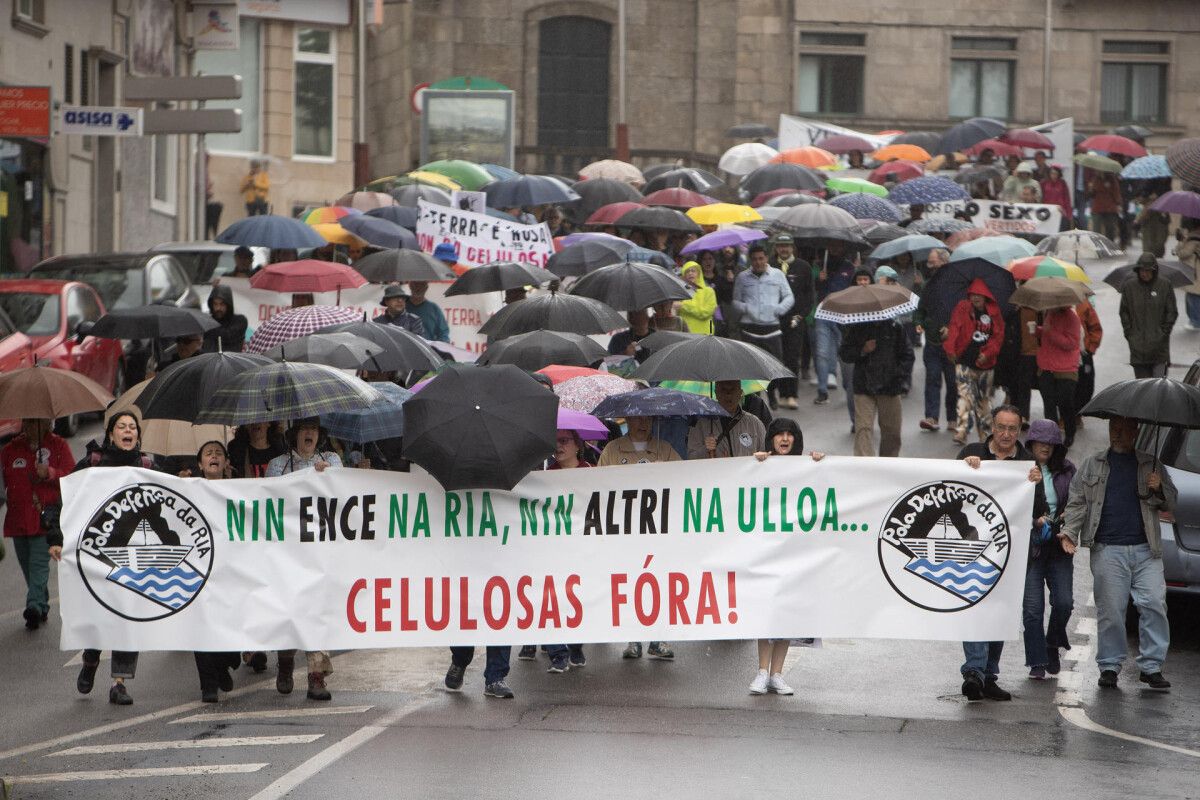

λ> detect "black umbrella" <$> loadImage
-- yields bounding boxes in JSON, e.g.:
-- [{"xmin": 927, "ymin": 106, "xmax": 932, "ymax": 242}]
[
  {"xmin": 352, "ymin": 249, "xmax": 457, "ymax": 282},
  {"xmin": 403, "ymin": 364, "xmax": 558, "ymax": 490},
  {"xmin": 390, "ymin": 184, "xmax": 451, "ymax": 207},
  {"xmin": 339, "ymin": 215, "xmax": 419, "ymax": 250},
  {"xmin": 740, "ymin": 163, "xmax": 826, "ymax": 198},
  {"xmin": 315, "ymin": 319, "xmax": 444, "ymax": 373},
  {"xmin": 937, "ymin": 117, "xmax": 1006, "ymax": 155},
  {"xmin": 773, "ymin": 204, "xmax": 869, "ymax": 249},
  {"xmin": 484, "ymin": 175, "xmax": 580, "ymax": 207},
  {"xmin": 475, "ymin": 330, "xmax": 606, "ymax": 371},
  {"xmin": 1103, "ymin": 260, "xmax": 1195, "ymax": 290},
  {"xmin": 641, "ymin": 163, "xmax": 679, "ymax": 183},
  {"xmin": 1110, "ymin": 125, "xmax": 1153, "ymax": 143},
  {"xmin": 614, "ymin": 206, "xmax": 702, "ymax": 233},
  {"xmin": 479, "ymin": 291, "xmax": 627, "ymax": 340},
  {"xmin": 857, "ymin": 220, "xmax": 908, "ymax": 245},
  {"xmin": 546, "ymin": 240, "xmax": 635, "ymax": 277},
  {"xmin": 1082, "ymin": 378, "xmax": 1200, "ymax": 428},
  {"xmin": 920, "ymin": 257, "xmax": 1017, "ymax": 329},
  {"xmin": 445, "ymin": 261, "xmax": 556, "ymax": 296},
  {"xmin": 265, "ymin": 332, "xmax": 384, "ymax": 370},
  {"xmin": 889, "ymin": 131, "xmax": 942, "ymax": 153},
  {"xmin": 365, "ymin": 205, "xmax": 419, "ymax": 231},
  {"xmin": 631, "ymin": 336, "xmax": 793, "ymax": 383},
  {"xmin": 137, "ymin": 352, "xmax": 273, "ymax": 421},
  {"xmin": 568, "ymin": 178, "xmax": 643, "ymax": 223},
  {"xmin": 725, "ymin": 122, "xmax": 776, "ymax": 139},
  {"xmin": 643, "ymin": 168, "xmax": 723, "ymax": 194},
  {"xmin": 196, "ymin": 361, "xmax": 384, "ymax": 425},
  {"xmin": 639, "ymin": 330, "xmax": 701, "ymax": 353},
  {"xmin": 568, "ymin": 261, "xmax": 692, "ymax": 311},
  {"xmin": 90, "ymin": 306, "xmax": 220, "ymax": 340}
]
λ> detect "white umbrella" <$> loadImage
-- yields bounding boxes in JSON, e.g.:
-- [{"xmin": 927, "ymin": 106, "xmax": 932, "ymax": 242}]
[
  {"xmin": 578, "ymin": 159, "xmax": 644, "ymax": 186},
  {"xmin": 718, "ymin": 143, "xmax": 780, "ymax": 176}
]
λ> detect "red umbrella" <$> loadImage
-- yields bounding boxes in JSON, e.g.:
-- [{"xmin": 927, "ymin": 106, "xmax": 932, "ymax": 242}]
[
  {"xmin": 585, "ymin": 201, "xmax": 645, "ymax": 226},
  {"xmin": 867, "ymin": 160, "xmax": 924, "ymax": 185},
  {"xmin": 249, "ymin": 260, "xmax": 367, "ymax": 293},
  {"xmin": 641, "ymin": 188, "xmax": 717, "ymax": 209},
  {"xmin": 964, "ymin": 138, "xmax": 1022, "ymax": 158},
  {"xmin": 1079, "ymin": 134, "xmax": 1147, "ymax": 159},
  {"xmin": 999, "ymin": 128, "xmax": 1054, "ymax": 150},
  {"xmin": 536, "ymin": 365, "xmax": 607, "ymax": 384},
  {"xmin": 816, "ymin": 134, "xmax": 875, "ymax": 155}
]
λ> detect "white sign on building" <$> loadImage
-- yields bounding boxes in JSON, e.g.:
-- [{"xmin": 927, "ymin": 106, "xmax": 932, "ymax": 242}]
[{"xmin": 58, "ymin": 106, "xmax": 144, "ymax": 136}]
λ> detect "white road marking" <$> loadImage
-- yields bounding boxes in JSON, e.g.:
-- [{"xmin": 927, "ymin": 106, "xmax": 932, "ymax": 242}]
[
  {"xmin": 52, "ymin": 734, "xmax": 323, "ymax": 756},
  {"xmin": 170, "ymin": 705, "xmax": 374, "ymax": 724},
  {"xmin": 3, "ymin": 763, "xmax": 268, "ymax": 784},
  {"xmin": 1060, "ymin": 707, "xmax": 1200, "ymax": 759},
  {"xmin": 63, "ymin": 651, "xmax": 110, "ymax": 668},
  {"xmin": 1074, "ymin": 617, "xmax": 1097, "ymax": 637},
  {"xmin": 245, "ymin": 702, "xmax": 427, "ymax": 800}
]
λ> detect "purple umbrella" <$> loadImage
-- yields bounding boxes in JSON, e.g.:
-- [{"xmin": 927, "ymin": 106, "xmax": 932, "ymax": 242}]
[
  {"xmin": 680, "ymin": 227, "xmax": 767, "ymax": 255},
  {"xmin": 1151, "ymin": 190, "xmax": 1200, "ymax": 218},
  {"xmin": 557, "ymin": 408, "xmax": 609, "ymax": 440}
]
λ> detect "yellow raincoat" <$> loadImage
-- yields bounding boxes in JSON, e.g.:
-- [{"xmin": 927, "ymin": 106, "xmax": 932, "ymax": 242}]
[{"xmin": 678, "ymin": 261, "xmax": 717, "ymax": 335}]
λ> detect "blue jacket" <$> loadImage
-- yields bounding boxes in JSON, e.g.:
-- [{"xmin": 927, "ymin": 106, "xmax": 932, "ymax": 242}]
[
  {"xmin": 407, "ymin": 298, "xmax": 450, "ymax": 342},
  {"xmin": 732, "ymin": 266, "xmax": 793, "ymax": 326}
]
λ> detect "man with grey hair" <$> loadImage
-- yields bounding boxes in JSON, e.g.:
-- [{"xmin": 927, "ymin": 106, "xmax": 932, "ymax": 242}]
[{"xmin": 914, "ymin": 248, "xmax": 954, "ymax": 431}]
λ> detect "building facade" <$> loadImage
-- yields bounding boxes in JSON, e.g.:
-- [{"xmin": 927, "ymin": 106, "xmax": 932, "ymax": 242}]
[{"xmin": 364, "ymin": 0, "xmax": 1200, "ymax": 177}]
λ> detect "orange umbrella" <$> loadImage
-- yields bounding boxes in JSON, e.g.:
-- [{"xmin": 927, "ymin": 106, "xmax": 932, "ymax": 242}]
[
  {"xmin": 872, "ymin": 144, "xmax": 932, "ymax": 163},
  {"xmin": 770, "ymin": 146, "xmax": 838, "ymax": 169}
]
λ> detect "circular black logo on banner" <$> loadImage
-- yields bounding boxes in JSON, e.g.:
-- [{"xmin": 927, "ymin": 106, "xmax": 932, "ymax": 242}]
[
  {"xmin": 76, "ymin": 483, "xmax": 214, "ymax": 621},
  {"xmin": 877, "ymin": 481, "xmax": 1011, "ymax": 612}
]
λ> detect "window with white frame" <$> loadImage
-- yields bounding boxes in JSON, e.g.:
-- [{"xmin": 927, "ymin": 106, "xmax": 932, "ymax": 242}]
[
  {"xmin": 151, "ymin": 123, "xmax": 176, "ymax": 215},
  {"xmin": 1101, "ymin": 41, "xmax": 1168, "ymax": 124},
  {"xmin": 195, "ymin": 18, "xmax": 261, "ymax": 153},
  {"xmin": 294, "ymin": 27, "xmax": 335, "ymax": 159},
  {"xmin": 949, "ymin": 37, "xmax": 1015, "ymax": 119},
  {"xmin": 796, "ymin": 32, "xmax": 865, "ymax": 115}
]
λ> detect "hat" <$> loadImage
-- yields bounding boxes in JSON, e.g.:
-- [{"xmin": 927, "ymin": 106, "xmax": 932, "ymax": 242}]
[
  {"xmin": 433, "ymin": 243, "xmax": 458, "ymax": 263},
  {"xmin": 773, "ymin": 233, "xmax": 794, "ymax": 245},
  {"xmin": 1026, "ymin": 418, "xmax": 1063, "ymax": 446},
  {"xmin": 874, "ymin": 265, "xmax": 898, "ymax": 281},
  {"xmin": 1136, "ymin": 252, "xmax": 1159, "ymax": 269},
  {"xmin": 1016, "ymin": 160, "xmax": 1037, "ymax": 174},
  {"xmin": 380, "ymin": 284, "xmax": 409, "ymax": 304}
]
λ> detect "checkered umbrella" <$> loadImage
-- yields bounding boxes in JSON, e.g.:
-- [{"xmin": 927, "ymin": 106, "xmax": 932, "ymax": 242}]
[
  {"xmin": 828, "ymin": 193, "xmax": 903, "ymax": 223},
  {"xmin": 887, "ymin": 176, "xmax": 971, "ymax": 206},
  {"xmin": 244, "ymin": 305, "xmax": 361, "ymax": 354},
  {"xmin": 196, "ymin": 362, "xmax": 384, "ymax": 425},
  {"xmin": 1166, "ymin": 138, "xmax": 1200, "ymax": 186},
  {"xmin": 321, "ymin": 382, "xmax": 413, "ymax": 443}
]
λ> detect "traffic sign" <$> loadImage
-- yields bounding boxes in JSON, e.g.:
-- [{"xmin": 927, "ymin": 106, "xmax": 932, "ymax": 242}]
[
  {"xmin": 58, "ymin": 106, "xmax": 143, "ymax": 136},
  {"xmin": 143, "ymin": 108, "xmax": 242, "ymax": 135},
  {"xmin": 124, "ymin": 75, "xmax": 242, "ymax": 102}
]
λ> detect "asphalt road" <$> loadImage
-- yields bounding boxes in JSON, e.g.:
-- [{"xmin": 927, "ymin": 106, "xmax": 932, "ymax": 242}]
[{"xmin": 1, "ymin": 252, "xmax": 1198, "ymax": 799}]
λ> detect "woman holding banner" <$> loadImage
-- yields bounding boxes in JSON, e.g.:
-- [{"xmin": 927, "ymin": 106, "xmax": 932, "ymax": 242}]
[{"xmin": 192, "ymin": 441, "xmax": 242, "ymax": 702}]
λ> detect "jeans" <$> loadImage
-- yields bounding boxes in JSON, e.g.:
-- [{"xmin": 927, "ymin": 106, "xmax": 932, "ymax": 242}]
[
  {"xmin": 1187, "ymin": 293, "xmax": 1200, "ymax": 328},
  {"xmin": 1038, "ymin": 372, "xmax": 1078, "ymax": 444},
  {"xmin": 922, "ymin": 343, "xmax": 955, "ymax": 423},
  {"xmin": 83, "ymin": 650, "xmax": 139, "ymax": 679},
  {"xmin": 1022, "ymin": 549, "xmax": 1074, "ymax": 666},
  {"xmin": 853, "ymin": 394, "xmax": 902, "ymax": 457},
  {"xmin": 961, "ymin": 641, "xmax": 1004, "ymax": 681},
  {"xmin": 1091, "ymin": 543, "xmax": 1169, "ymax": 674},
  {"xmin": 450, "ymin": 645, "xmax": 512, "ymax": 684},
  {"xmin": 12, "ymin": 535, "xmax": 49, "ymax": 614},
  {"xmin": 1132, "ymin": 363, "xmax": 1168, "ymax": 379},
  {"xmin": 814, "ymin": 319, "xmax": 841, "ymax": 396}
]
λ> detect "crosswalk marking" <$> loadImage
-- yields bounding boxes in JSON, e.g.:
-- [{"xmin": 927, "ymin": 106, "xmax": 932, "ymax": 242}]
[
  {"xmin": 170, "ymin": 705, "xmax": 374, "ymax": 724},
  {"xmin": 52, "ymin": 735, "xmax": 323, "ymax": 756},
  {"xmin": 3, "ymin": 764, "xmax": 268, "ymax": 785}
]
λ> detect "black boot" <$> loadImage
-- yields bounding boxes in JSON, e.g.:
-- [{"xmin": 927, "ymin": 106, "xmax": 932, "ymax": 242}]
[
  {"xmin": 277, "ymin": 654, "xmax": 294, "ymax": 695},
  {"xmin": 77, "ymin": 661, "xmax": 99, "ymax": 694}
]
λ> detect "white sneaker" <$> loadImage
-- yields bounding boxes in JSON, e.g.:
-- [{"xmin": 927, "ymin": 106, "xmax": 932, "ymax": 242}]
[
  {"xmin": 826, "ymin": 375, "xmax": 838, "ymax": 389},
  {"xmin": 749, "ymin": 670, "xmax": 769, "ymax": 695},
  {"xmin": 808, "ymin": 375, "xmax": 819, "ymax": 386},
  {"xmin": 768, "ymin": 673, "xmax": 794, "ymax": 695}
]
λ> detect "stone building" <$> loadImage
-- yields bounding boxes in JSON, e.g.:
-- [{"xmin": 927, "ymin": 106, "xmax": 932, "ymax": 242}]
[{"xmin": 364, "ymin": 0, "xmax": 1200, "ymax": 177}]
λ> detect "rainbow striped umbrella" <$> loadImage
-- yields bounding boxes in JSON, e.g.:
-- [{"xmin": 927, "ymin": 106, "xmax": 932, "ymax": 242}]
[
  {"xmin": 659, "ymin": 379, "xmax": 769, "ymax": 398},
  {"xmin": 1007, "ymin": 255, "xmax": 1090, "ymax": 284},
  {"xmin": 302, "ymin": 206, "xmax": 362, "ymax": 225}
]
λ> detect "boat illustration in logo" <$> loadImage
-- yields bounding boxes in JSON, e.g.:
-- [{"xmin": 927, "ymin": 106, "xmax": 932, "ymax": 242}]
[
  {"xmin": 878, "ymin": 481, "xmax": 1011, "ymax": 612},
  {"xmin": 100, "ymin": 520, "xmax": 203, "ymax": 610}
]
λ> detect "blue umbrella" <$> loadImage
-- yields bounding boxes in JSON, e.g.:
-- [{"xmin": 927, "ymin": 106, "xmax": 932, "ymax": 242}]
[
  {"xmin": 216, "ymin": 215, "xmax": 327, "ymax": 249},
  {"xmin": 828, "ymin": 193, "xmax": 903, "ymax": 223},
  {"xmin": 485, "ymin": 175, "xmax": 580, "ymax": 207},
  {"xmin": 340, "ymin": 215, "xmax": 419, "ymax": 249},
  {"xmin": 321, "ymin": 382, "xmax": 412, "ymax": 443},
  {"xmin": 869, "ymin": 234, "xmax": 946, "ymax": 262},
  {"xmin": 948, "ymin": 235, "xmax": 1036, "ymax": 266},
  {"xmin": 591, "ymin": 387, "xmax": 728, "ymax": 419},
  {"xmin": 481, "ymin": 163, "xmax": 521, "ymax": 181},
  {"xmin": 365, "ymin": 205, "xmax": 419, "ymax": 231},
  {"xmin": 887, "ymin": 176, "xmax": 971, "ymax": 206},
  {"xmin": 1121, "ymin": 155, "xmax": 1171, "ymax": 180}
]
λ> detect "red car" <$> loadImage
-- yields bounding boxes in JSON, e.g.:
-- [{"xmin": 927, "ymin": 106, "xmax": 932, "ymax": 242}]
[{"xmin": 0, "ymin": 279, "xmax": 124, "ymax": 435}]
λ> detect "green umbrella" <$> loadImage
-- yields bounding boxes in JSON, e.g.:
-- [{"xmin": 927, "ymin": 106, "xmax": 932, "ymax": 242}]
[
  {"xmin": 1073, "ymin": 153, "xmax": 1123, "ymax": 174},
  {"xmin": 429, "ymin": 76, "xmax": 510, "ymax": 91},
  {"xmin": 825, "ymin": 176, "xmax": 888, "ymax": 197},
  {"xmin": 417, "ymin": 159, "xmax": 495, "ymax": 191}
]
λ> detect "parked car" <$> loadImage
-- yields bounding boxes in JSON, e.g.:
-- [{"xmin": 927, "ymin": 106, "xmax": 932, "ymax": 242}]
[
  {"xmin": 149, "ymin": 241, "xmax": 268, "ymax": 285},
  {"xmin": 0, "ymin": 304, "xmax": 36, "ymax": 439},
  {"xmin": 1136, "ymin": 358, "xmax": 1200, "ymax": 603},
  {"xmin": 30, "ymin": 252, "xmax": 199, "ymax": 384},
  {"xmin": 0, "ymin": 279, "xmax": 125, "ymax": 435}
]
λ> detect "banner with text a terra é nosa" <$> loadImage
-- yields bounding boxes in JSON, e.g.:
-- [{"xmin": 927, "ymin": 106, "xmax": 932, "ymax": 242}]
[{"xmin": 57, "ymin": 456, "xmax": 1034, "ymax": 652}]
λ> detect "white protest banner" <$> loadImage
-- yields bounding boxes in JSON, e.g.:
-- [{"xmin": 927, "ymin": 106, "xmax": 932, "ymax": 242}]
[
  {"xmin": 778, "ymin": 114, "xmax": 893, "ymax": 153},
  {"xmin": 1033, "ymin": 117, "xmax": 1075, "ymax": 197},
  {"xmin": 58, "ymin": 456, "xmax": 1034, "ymax": 651},
  {"xmin": 415, "ymin": 199, "xmax": 555, "ymax": 268},
  {"xmin": 925, "ymin": 199, "xmax": 1062, "ymax": 235}
]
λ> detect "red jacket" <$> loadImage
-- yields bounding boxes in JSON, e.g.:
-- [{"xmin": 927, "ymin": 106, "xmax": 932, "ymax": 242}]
[
  {"xmin": 1036, "ymin": 306, "xmax": 1082, "ymax": 373},
  {"xmin": 1040, "ymin": 178, "xmax": 1071, "ymax": 221},
  {"xmin": 1, "ymin": 432, "xmax": 74, "ymax": 537},
  {"xmin": 943, "ymin": 279, "xmax": 1005, "ymax": 370}
]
